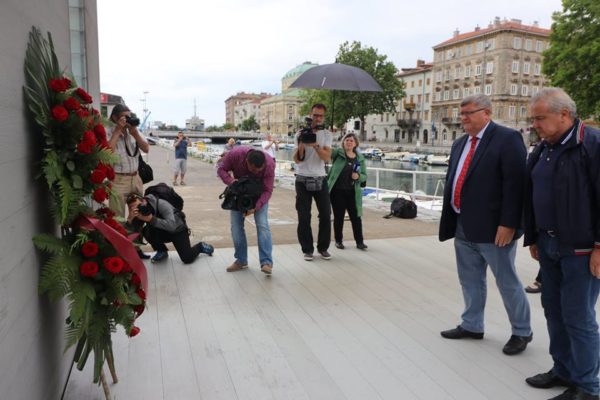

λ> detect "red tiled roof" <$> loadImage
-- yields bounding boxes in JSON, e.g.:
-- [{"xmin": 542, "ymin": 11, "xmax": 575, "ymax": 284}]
[
  {"xmin": 398, "ymin": 64, "xmax": 433, "ymax": 76},
  {"xmin": 433, "ymin": 21, "xmax": 550, "ymax": 49}
]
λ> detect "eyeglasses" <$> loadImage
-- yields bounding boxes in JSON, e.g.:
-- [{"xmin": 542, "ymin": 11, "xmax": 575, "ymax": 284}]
[
  {"xmin": 459, "ymin": 108, "xmax": 486, "ymax": 117},
  {"xmin": 312, "ymin": 113, "xmax": 325, "ymax": 118}
]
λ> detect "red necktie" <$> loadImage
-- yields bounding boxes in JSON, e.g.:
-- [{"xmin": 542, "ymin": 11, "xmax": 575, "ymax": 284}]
[{"xmin": 453, "ymin": 136, "xmax": 478, "ymax": 210}]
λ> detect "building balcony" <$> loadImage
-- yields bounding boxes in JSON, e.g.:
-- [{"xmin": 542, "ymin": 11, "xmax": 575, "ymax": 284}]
[
  {"xmin": 442, "ymin": 117, "xmax": 461, "ymax": 127},
  {"xmin": 397, "ymin": 118, "xmax": 421, "ymax": 129}
]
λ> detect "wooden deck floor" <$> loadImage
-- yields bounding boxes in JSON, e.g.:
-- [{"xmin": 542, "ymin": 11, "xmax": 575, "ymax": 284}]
[{"xmin": 64, "ymin": 236, "xmax": 576, "ymax": 400}]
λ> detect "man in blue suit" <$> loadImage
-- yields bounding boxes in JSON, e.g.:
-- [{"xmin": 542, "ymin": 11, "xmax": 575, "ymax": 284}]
[{"xmin": 439, "ymin": 94, "xmax": 532, "ymax": 355}]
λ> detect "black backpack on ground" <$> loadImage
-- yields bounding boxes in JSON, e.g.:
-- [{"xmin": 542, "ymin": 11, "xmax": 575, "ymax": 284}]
[
  {"xmin": 144, "ymin": 183, "xmax": 185, "ymax": 217},
  {"xmin": 383, "ymin": 197, "xmax": 417, "ymax": 219}
]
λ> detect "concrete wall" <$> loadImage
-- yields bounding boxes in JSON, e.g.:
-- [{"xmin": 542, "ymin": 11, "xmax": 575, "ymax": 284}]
[{"xmin": 0, "ymin": 1, "xmax": 99, "ymax": 399}]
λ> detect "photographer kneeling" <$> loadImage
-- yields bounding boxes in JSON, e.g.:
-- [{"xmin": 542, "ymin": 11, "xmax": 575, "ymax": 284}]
[{"xmin": 126, "ymin": 193, "xmax": 214, "ymax": 264}]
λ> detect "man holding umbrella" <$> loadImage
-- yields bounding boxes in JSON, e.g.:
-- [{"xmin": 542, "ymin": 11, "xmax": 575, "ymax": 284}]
[{"xmin": 293, "ymin": 103, "xmax": 333, "ymax": 261}]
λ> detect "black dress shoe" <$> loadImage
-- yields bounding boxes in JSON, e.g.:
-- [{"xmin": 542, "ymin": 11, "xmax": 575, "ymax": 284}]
[
  {"xmin": 440, "ymin": 325, "xmax": 484, "ymax": 339},
  {"xmin": 526, "ymin": 369, "xmax": 571, "ymax": 389},
  {"xmin": 335, "ymin": 242, "xmax": 345, "ymax": 249},
  {"xmin": 502, "ymin": 333, "xmax": 533, "ymax": 355},
  {"xmin": 356, "ymin": 243, "xmax": 368, "ymax": 250}
]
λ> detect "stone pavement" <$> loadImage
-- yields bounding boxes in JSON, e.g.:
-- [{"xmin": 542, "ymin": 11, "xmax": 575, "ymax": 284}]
[{"xmin": 142, "ymin": 145, "xmax": 439, "ymax": 250}]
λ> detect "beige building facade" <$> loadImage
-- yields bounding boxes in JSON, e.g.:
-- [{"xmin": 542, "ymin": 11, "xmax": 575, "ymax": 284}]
[
  {"xmin": 224, "ymin": 92, "xmax": 270, "ymax": 126},
  {"xmin": 431, "ymin": 18, "xmax": 550, "ymax": 146}
]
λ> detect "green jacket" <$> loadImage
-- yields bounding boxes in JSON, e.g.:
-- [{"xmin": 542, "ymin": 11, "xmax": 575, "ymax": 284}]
[{"xmin": 327, "ymin": 147, "xmax": 367, "ymax": 217}]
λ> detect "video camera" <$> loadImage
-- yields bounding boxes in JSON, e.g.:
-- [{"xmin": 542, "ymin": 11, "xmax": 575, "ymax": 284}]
[{"xmin": 298, "ymin": 117, "xmax": 324, "ymax": 144}]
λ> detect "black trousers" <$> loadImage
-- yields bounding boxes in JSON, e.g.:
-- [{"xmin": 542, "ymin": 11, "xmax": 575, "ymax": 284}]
[
  {"xmin": 295, "ymin": 178, "xmax": 331, "ymax": 254},
  {"xmin": 143, "ymin": 226, "xmax": 200, "ymax": 264},
  {"xmin": 330, "ymin": 188, "xmax": 363, "ymax": 245}
]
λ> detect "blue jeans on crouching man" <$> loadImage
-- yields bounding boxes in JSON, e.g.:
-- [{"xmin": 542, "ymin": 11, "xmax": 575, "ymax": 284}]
[
  {"xmin": 453, "ymin": 219, "xmax": 532, "ymax": 336},
  {"xmin": 230, "ymin": 204, "xmax": 273, "ymax": 266},
  {"xmin": 537, "ymin": 231, "xmax": 600, "ymax": 396}
]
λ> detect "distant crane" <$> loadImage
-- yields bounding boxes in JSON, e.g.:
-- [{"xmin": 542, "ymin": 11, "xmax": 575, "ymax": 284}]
[{"xmin": 140, "ymin": 111, "xmax": 151, "ymax": 132}]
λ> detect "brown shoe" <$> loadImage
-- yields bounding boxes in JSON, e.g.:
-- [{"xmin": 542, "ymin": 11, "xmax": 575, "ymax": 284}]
[
  {"xmin": 226, "ymin": 261, "xmax": 248, "ymax": 272},
  {"xmin": 261, "ymin": 264, "xmax": 272, "ymax": 275}
]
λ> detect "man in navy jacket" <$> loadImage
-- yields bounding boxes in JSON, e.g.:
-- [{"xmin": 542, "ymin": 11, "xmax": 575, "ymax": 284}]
[
  {"xmin": 523, "ymin": 88, "xmax": 600, "ymax": 400},
  {"xmin": 439, "ymin": 94, "xmax": 532, "ymax": 355}
]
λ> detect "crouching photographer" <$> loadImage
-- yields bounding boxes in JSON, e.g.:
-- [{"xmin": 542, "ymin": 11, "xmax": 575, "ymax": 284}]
[
  {"xmin": 126, "ymin": 193, "xmax": 213, "ymax": 264},
  {"xmin": 217, "ymin": 147, "xmax": 275, "ymax": 275}
]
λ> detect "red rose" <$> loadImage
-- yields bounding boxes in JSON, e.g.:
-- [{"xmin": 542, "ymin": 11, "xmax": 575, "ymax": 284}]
[
  {"xmin": 133, "ymin": 304, "xmax": 145, "ymax": 316},
  {"xmin": 94, "ymin": 124, "xmax": 106, "ymax": 138},
  {"xmin": 105, "ymin": 165, "xmax": 115, "ymax": 181},
  {"xmin": 122, "ymin": 260, "xmax": 132, "ymax": 273},
  {"xmin": 81, "ymin": 241, "xmax": 99, "ymax": 258},
  {"xmin": 75, "ymin": 108, "xmax": 90, "ymax": 118},
  {"xmin": 136, "ymin": 287, "xmax": 146, "ymax": 301},
  {"xmin": 75, "ymin": 87, "xmax": 93, "ymax": 104},
  {"xmin": 80, "ymin": 261, "xmax": 99, "ymax": 277},
  {"xmin": 92, "ymin": 187, "xmax": 108, "ymax": 203},
  {"xmin": 90, "ymin": 169, "xmax": 107, "ymax": 184},
  {"xmin": 104, "ymin": 217, "xmax": 120, "ymax": 230},
  {"xmin": 77, "ymin": 141, "xmax": 92, "ymax": 154},
  {"xmin": 99, "ymin": 140, "xmax": 111, "ymax": 150},
  {"xmin": 82, "ymin": 131, "xmax": 97, "ymax": 146},
  {"xmin": 49, "ymin": 77, "xmax": 71, "ymax": 92},
  {"xmin": 51, "ymin": 105, "xmax": 69, "ymax": 122},
  {"xmin": 131, "ymin": 273, "xmax": 141, "ymax": 287},
  {"xmin": 129, "ymin": 326, "xmax": 141, "ymax": 337},
  {"xmin": 103, "ymin": 256, "xmax": 124, "ymax": 274},
  {"xmin": 63, "ymin": 97, "xmax": 80, "ymax": 111}
]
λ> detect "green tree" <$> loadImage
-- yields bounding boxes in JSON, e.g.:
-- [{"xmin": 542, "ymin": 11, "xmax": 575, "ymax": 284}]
[
  {"xmin": 299, "ymin": 90, "xmax": 333, "ymax": 127},
  {"xmin": 222, "ymin": 122, "xmax": 235, "ymax": 131},
  {"xmin": 543, "ymin": 0, "xmax": 600, "ymax": 118},
  {"xmin": 334, "ymin": 41, "xmax": 404, "ymax": 140},
  {"xmin": 240, "ymin": 115, "xmax": 259, "ymax": 131}
]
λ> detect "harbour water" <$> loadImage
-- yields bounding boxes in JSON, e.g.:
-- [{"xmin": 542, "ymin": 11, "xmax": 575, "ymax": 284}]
[{"xmin": 200, "ymin": 142, "xmax": 447, "ymax": 197}]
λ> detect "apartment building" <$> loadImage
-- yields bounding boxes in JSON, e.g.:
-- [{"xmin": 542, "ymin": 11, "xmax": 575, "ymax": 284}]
[
  {"xmin": 431, "ymin": 17, "xmax": 550, "ymax": 145},
  {"xmin": 224, "ymin": 92, "xmax": 270, "ymax": 126}
]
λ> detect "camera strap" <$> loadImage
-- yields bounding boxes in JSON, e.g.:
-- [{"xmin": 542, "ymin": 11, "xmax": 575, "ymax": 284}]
[{"xmin": 123, "ymin": 129, "xmax": 140, "ymax": 158}]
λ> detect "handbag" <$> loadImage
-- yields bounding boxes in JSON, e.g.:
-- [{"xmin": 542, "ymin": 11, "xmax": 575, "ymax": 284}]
[{"xmin": 138, "ymin": 154, "xmax": 154, "ymax": 184}]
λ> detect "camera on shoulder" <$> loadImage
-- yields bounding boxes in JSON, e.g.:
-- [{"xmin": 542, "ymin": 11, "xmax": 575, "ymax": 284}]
[{"xmin": 298, "ymin": 117, "xmax": 324, "ymax": 144}]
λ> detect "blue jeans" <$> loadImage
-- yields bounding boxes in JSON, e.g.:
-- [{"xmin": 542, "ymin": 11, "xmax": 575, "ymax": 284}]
[
  {"xmin": 230, "ymin": 204, "xmax": 273, "ymax": 266},
  {"xmin": 537, "ymin": 231, "xmax": 600, "ymax": 395},
  {"xmin": 454, "ymin": 220, "xmax": 531, "ymax": 336}
]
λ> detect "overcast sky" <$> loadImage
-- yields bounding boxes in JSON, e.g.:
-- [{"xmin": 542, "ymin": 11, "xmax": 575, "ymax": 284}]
[{"xmin": 97, "ymin": 0, "xmax": 562, "ymax": 128}]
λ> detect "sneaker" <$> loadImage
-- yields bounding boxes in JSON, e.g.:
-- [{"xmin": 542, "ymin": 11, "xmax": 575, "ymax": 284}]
[
  {"xmin": 180, "ymin": 181, "xmax": 186, "ymax": 186},
  {"xmin": 261, "ymin": 264, "xmax": 273, "ymax": 275},
  {"xmin": 172, "ymin": 181, "xmax": 178, "ymax": 186},
  {"xmin": 226, "ymin": 261, "xmax": 248, "ymax": 272},
  {"xmin": 335, "ymin": 242, "xmax": 345, "ymax": 249},
  {"xmin": 197, "ymin": 242, "xmax": 214, "ymax": 256},
  {"xmin": 303, "ymin": 253, "xmax": 314, "ymax": 261},
  {"xmin": 151, "ymin": 251, "xmax": 168, "ymax": 263},
  {"xmin": 319, "ymin": 250, "xmax": 332, "ymax": 260},
  {"xmin": 137, "ymin": 248, "xmax": 151, "ymax": 259}
]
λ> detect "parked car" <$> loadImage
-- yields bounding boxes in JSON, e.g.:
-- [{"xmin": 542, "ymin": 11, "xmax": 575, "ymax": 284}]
[
  {"xmin": 361, "ymin": 147, "xmax": 384, "ymax": 160},
  {"xmin": 145, "ymin": 136, "xmax": 158, "ymax": 145}
]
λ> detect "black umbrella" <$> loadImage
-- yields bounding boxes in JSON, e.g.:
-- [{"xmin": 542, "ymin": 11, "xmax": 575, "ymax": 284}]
[
  {"xmin": 289, "ymin": 63, "xmax": 383, "ymax": 130},
  {"xmin": 290, "ymin": 63, "xmax": 383, "ymax": 92}
]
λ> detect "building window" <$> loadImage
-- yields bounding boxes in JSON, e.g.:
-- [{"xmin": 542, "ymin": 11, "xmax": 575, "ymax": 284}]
[
  {"xmin": 513, "ymin": 37, "xmax": 522, "ymax": 49},
  {"xmin": 464, "ymin": 65, "xmax": 472, "ymax": 77},
  {"xmin": 484, "ymin": 84, "xmax": 492, "ymax": 95},
  {"xmin": 288, "ymin": 113, "xmax": 293, "ymax": 121},
  {"xmin": 463, "ymin": 87, "xmax": 470, "ymax": 98},
  {"xmin": 411, "ymin": 81, "xmax": 415, "ymax": 88},
  {"xmin": 532, "ymin": 86, "xmax": 540, "ymax": 95},
  {"xmin": 435, "ymin": 92, "xmax": 442, "ymax": 101},
  {"xmin": 486, "ymin": 62, "xmax": 494, "ymax": 74},
  {"xmin": 69, "ymin": 0, "xmax": 87, "ymax": 90},
  {"xmin": 424, "ymin": 110, "xmax": 429, "ymax": 120},
  {"xmin": 426, "ymin": 78, "xmax": 431, "ymax": 85},
  {"xmin": 523, "ymin": 62, "xmax": 531, "ymax": 75},
  {"xmin": 453, "ymin": 89, "xmax": 460, "ymax": 99},
  {"xmin": 475, "ymin": 64, "xmax": 482, "ymax": 76},
  {"xmin": 443, "ymin": 90, "xmax": 450, "ymax": 100},
  {"xmin": 509, "ymin": 105, "xmax": 516, "ymax": 118},
  {"xmin": 521, "ymin": 85, "xmax": 529, "ymax": 96},
  {"xmin": 455, "ymin": 66, "xmax": 461, "ymax": 78},
  {"xmin": 486, "ymin": 39, "xmax": 495, "ymax": 50},
  {"xmin": 452, "ymin": 108, "xmax": 458, "ymax": 119},
  {"xmin": 435, "ymin": 71, "xmax": 442, "ymax": 82},
  {"xmin": 465, "ymin": 44, "xmax": 473, "ymax": 56},
  {"xmin": 476, "ymin": 41, "xmax": 484, "ymax": 53},
  {"xmin": 510, "ymin": 84, "xmax": 518, "ymax": 95},
  {"xmin": 474, "ymin": 86, "xmax": 481, "ymax": 94},
  {"xmin": 525, "ymin": 39, "xmax": 533, "ymax": 51},
  {"xmin": 520, "ymin": 106, "xmax": 527, "ymax": 117},
  {"xmin": 512, "ymin": 61, "xmax": 520, "ymax": 73},
  {"xmin": 536, "ymin": 40, "xmax": 543, "ymax": 52},
  {"xmin": 443, "ymin": 130, "xmax": 448, "ymax": 141},
  {"xmin": 425, "ymin": 93, "xmax": 430, "ymax": 102},
  {"xmin": 534, "ymin": 63, "xmax": 541, "ymax": 75}
]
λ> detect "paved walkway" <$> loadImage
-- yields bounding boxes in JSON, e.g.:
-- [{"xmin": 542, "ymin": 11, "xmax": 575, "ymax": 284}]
[{"xmin": 142, "ymin": 145, "xmax": 439, "ymax": 250}]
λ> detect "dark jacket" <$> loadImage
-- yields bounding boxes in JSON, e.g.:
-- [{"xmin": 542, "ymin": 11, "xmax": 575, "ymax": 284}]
[
  {"xmin": 145, "ymin": 194, "xmax": 186, "ymax": 233},
  {"xmin": 439, "ymin": 121, "xmax": 527, "ymax": 243},
  {"xmin": 523, "ymin": 120, "xmax": 600, "ymax": 251}
]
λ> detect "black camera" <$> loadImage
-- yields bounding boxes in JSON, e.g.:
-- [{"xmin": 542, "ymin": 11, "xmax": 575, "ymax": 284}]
[
  {"xmin": 126, "ymin": 115, "xmax": 141, "ymax": 127},
  {"xmin": 137, "ymin": 203, "xmax": 153, "ymax": 216},
  {"xmin": 298, "ymin": 117, "xmax": 324, "ymax": 144}
]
